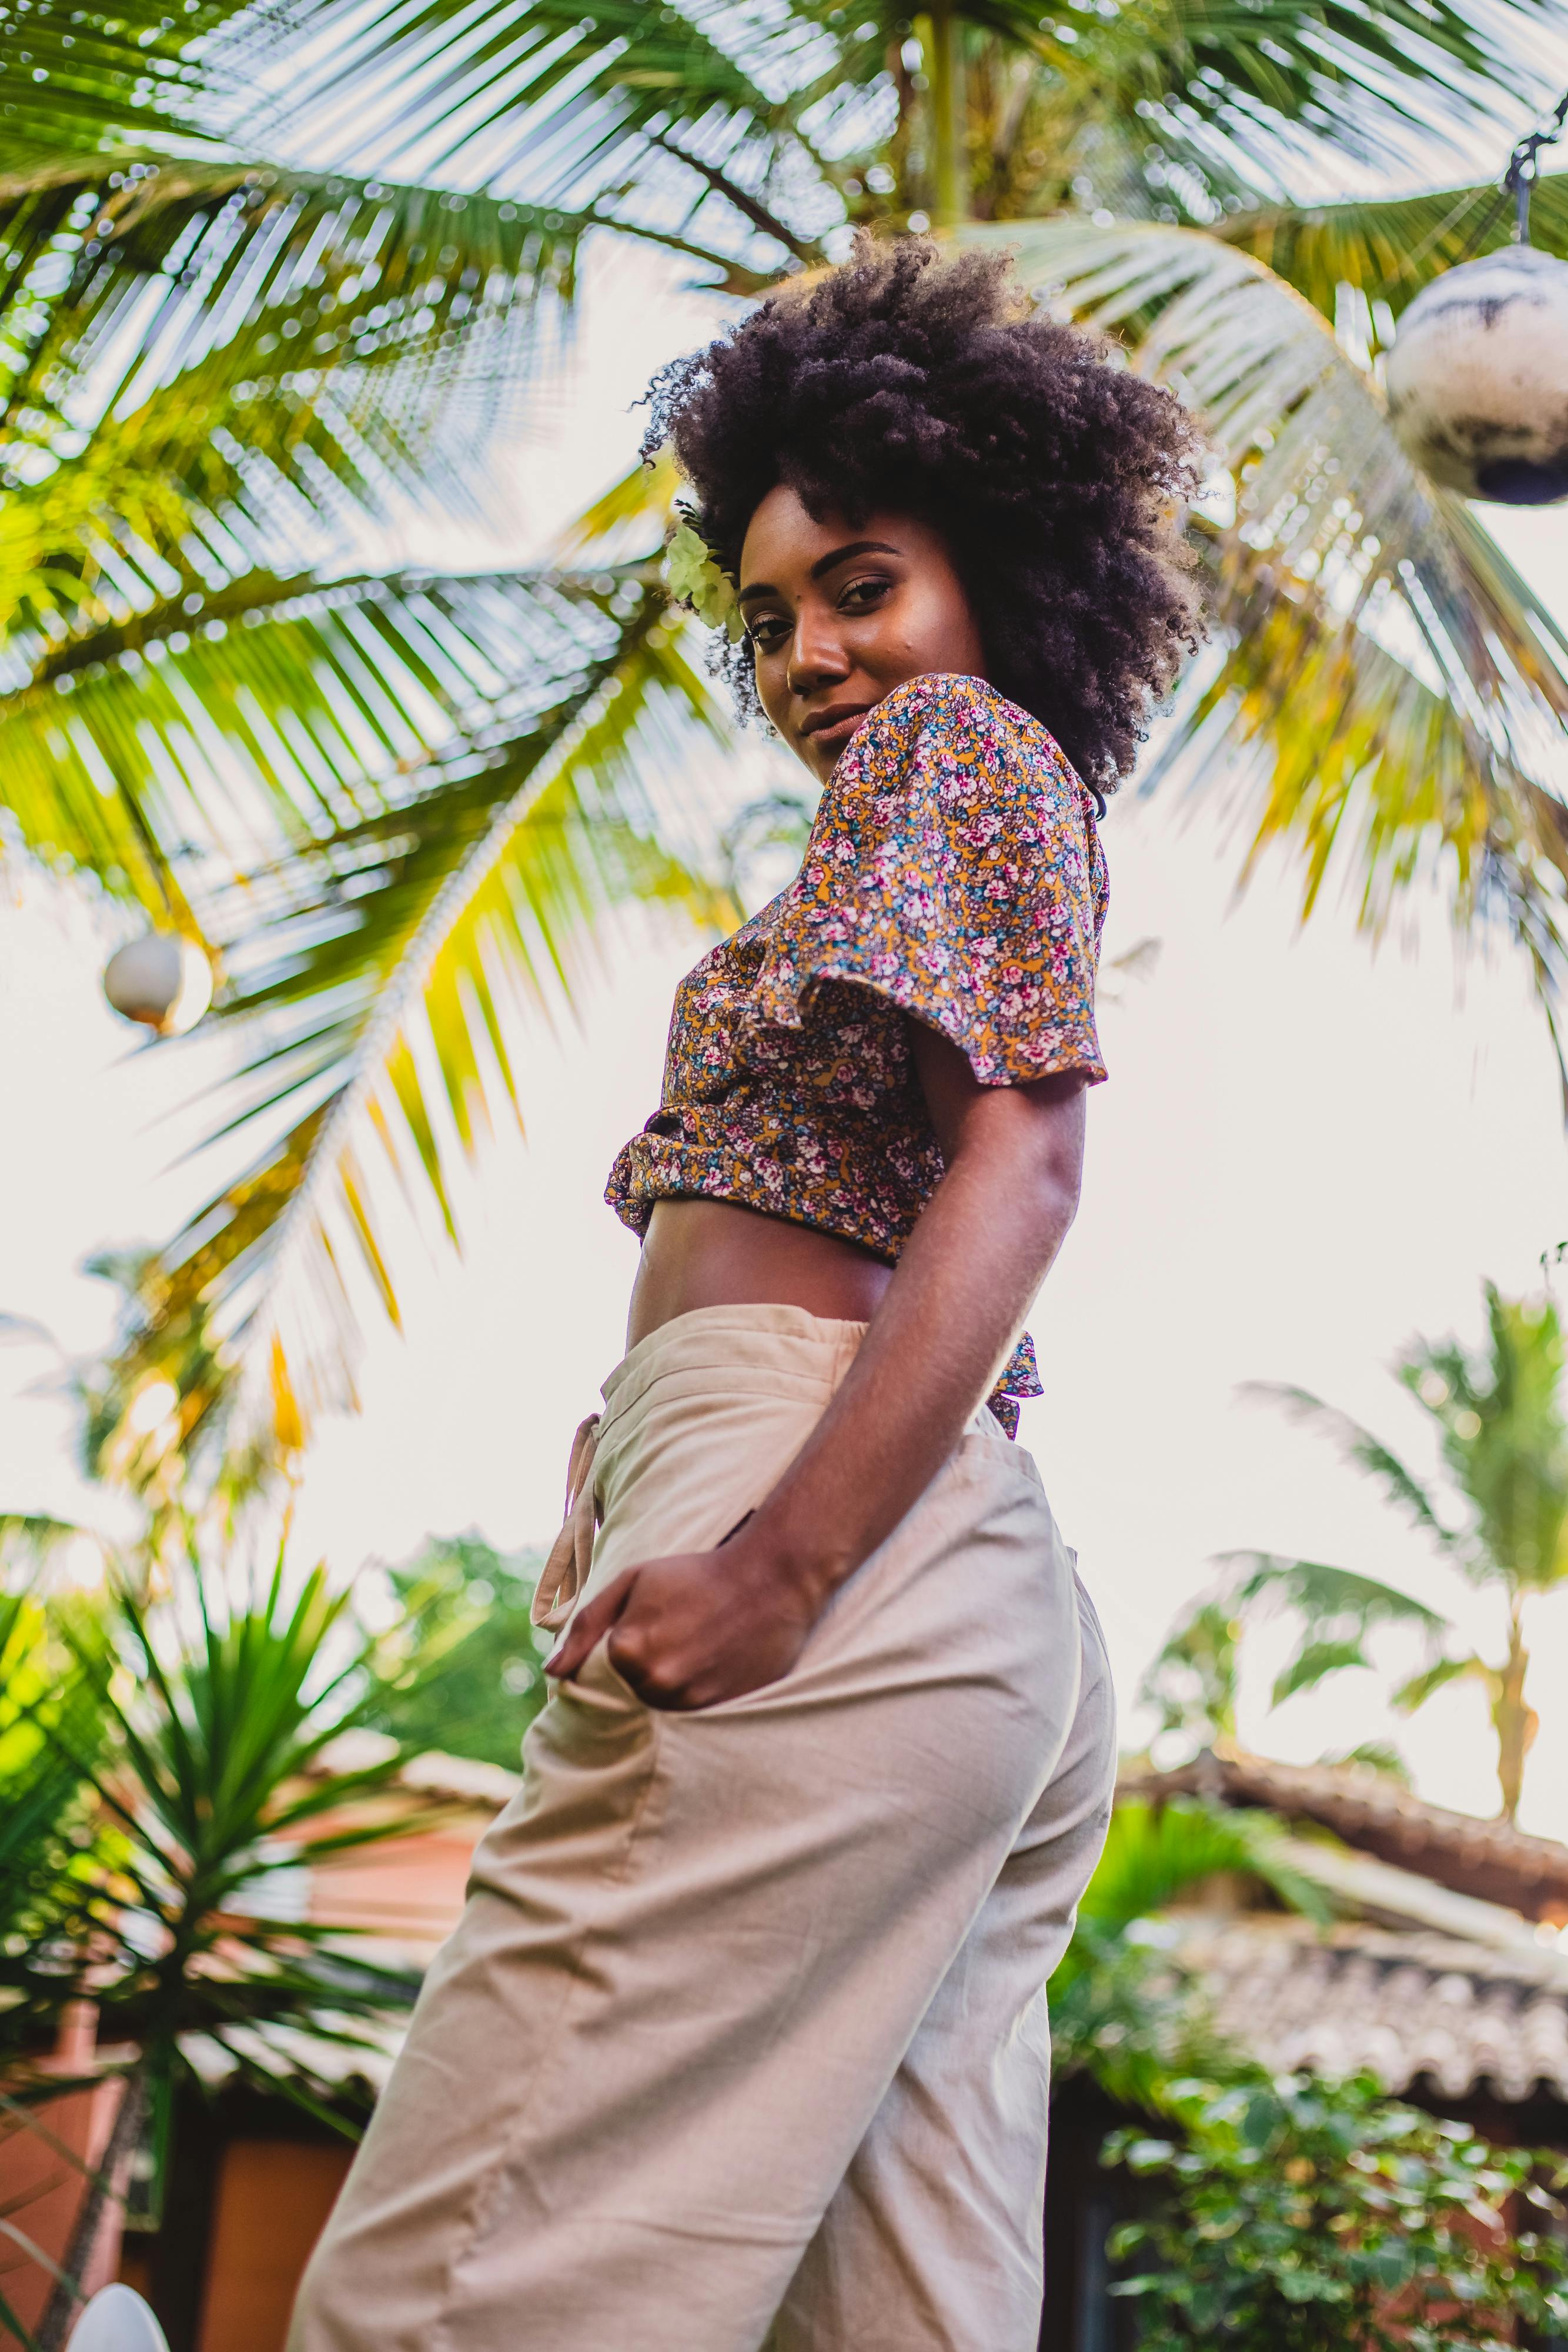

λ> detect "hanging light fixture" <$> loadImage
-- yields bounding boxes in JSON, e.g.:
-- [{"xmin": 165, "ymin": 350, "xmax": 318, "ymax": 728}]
[
  {"xmin": 1386, "ymin": 89, "xmax": 1568, "ymax": 504},
  {"xmin": 102, "ymin": 931, "xmax": 213, "ymax": 1035},
  {"xmin": 65, "ymin": 2284, "xmax": 170, "ymax": 2350}
]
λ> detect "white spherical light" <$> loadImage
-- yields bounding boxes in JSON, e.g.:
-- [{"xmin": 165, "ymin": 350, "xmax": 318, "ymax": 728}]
[
  {"xmin": 1386, "ymin": 245, "xmax": 1568, "ymax": 504},
  {"xmin": 102, "ymin": 932, "xmax": 213, "ymax": 1035}
]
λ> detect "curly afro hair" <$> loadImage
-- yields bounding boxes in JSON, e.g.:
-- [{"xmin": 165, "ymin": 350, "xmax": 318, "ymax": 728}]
[{"xmin": 641, "ymin": 237, "xmax": 1205, "ymax": 795}]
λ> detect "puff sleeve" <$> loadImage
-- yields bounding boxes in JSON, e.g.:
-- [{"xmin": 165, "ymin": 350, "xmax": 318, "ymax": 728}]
[{"xmin": 750, "ymin": 673, "xmax": 1108, "ymax": 1085}]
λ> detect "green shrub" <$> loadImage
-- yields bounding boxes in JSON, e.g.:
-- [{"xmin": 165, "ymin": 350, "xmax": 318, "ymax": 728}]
[{"xmin": 1106, "ymin": 2069, "xmax": 1568, "ymax": 2351}]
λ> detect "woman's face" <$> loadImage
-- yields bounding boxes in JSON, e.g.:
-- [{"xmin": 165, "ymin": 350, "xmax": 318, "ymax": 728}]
[{"xmin": 738, "ymin": 484, "xmax": 987, "ymax": 784}]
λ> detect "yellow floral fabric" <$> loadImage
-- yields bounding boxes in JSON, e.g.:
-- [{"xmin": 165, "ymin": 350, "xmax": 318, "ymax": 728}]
[{"xmin": 605, "ymin": 674, "xmax": 1109, "ymax": 1432}]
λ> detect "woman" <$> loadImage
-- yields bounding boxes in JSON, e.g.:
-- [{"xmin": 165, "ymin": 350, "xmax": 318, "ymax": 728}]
[{"xmin": 292, "ymin": 238, "xmax": 1200, "ymax": 2352}]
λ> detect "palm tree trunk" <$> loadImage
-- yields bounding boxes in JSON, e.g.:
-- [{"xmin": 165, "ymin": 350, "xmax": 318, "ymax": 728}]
[
  {"xmin": 1492, "ymin": 1600, "xmax": 1537, "ymax": 1826},
  {"xmin": 921, "ymin": 0, "xmax": 965, "ymax": 226},
  {"xmin": 35, "ymin": 2061, "xmax": 148, "ymax": 2352}
]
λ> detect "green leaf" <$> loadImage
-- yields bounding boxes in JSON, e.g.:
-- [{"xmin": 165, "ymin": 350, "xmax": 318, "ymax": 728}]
[
  {"xmin": 1269, "ymin": 1635, "xmax": 1372, "ymax": 1709},
  {"xmin": 1392, "ymin": 1651, "xmax": 1493, "ymax": 1714},
  {"xmin": 1238, "ymin": 1386, "xmax": 1459, "ymax": 1549},
  {"xmin": 1221, "ymin": 1548, "xmax": 1447, "ymax": 1632}
]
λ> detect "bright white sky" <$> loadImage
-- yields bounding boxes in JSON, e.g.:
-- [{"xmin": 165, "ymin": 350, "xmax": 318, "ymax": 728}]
[{"xmin": 7, "ymin": 237, "xmax": 1568, "ymax": 1836}]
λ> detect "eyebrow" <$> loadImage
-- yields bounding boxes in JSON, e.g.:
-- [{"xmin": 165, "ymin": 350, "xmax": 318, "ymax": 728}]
[{"xmin": 738, "ymin": 539, "xmax": 903, "ymax": 604}]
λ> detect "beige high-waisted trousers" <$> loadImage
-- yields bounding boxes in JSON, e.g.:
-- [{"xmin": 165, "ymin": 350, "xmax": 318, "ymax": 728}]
[{"xmin": 290, "ymin": 1304, "xmax": 1115, "ymax": 2352}]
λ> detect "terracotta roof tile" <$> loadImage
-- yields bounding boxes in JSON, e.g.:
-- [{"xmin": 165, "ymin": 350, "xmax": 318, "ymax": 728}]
[
  {"xmin": 1176, "ymin": 1916, "xmax": 1568, "ymax": 2104},
  {"xmin": 1122, "ymin": 1751, "xmax": 1568, "ymax": 1922}
]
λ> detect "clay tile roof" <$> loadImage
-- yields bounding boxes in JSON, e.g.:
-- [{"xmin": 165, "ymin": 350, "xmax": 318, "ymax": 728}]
[
  {"xmin": 1121, "ymin": 1750, "xmax": 1568, "ymax": 1923},
  {"xmin": 1174, "ymin": 1915, "xmax": 1568, "ymax": 2105}
]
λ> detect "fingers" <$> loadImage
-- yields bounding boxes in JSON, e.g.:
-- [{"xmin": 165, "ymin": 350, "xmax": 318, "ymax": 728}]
[
  {"xmin": 606, "ymin": 1624, "xmax": 705, "ymax": 1710},
  {"xmin": 544, "ymin": 1569, "xmax": 634, "ymax": 1681},
  {"xmin": 603, "ymin": 1622, "xmax": 660, "ymax": 1705}
]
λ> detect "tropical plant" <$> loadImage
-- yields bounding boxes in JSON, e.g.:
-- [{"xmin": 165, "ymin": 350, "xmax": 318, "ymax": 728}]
[
  {"xmin": 1155, "ymin": 1281, "xmax": 1568, "ymax": 1822},
  {"xmin": 1139, "ymin": 1556, "xmax": 1446, "ymax": 1775},
  {"xmin": 357, "ymin": 1531, "xmax": 550, "ymax": 1770},
  {"xmin": 6, "ymin": 0, "xmax": 1568, "ymax": 1473},
  {"xmin": 0, "ymin": 1594, "xmax": 121, "ymax": 2350},
  {"xmin": 1105, "ymin": 2070, "xmax": 1568, "ymax": 2350},
  {"xmin": 1048, "ymin": 1794, "xmax": 1330, "ymax": 2113},
  {"xmin": 0, "ymin": 1592, "xmax": 106, "ymax": 1944},
  {"xmin": 1137, "ymin": 1588, "xmax": 1425, "ymax": 1774},
  {"xmin": 0, "ymin": 1551, "xmax": 454, "ymax": 2348},
  {"xmin": 1139, "ymin": 1598, "xmax": 1243, "ymax": 1755}
]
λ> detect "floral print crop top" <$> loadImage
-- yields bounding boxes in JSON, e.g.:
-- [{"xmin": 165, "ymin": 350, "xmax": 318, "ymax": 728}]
[{"xmin": 605, "ymin": 673, "xmax": 1109, "ymax": 1436}]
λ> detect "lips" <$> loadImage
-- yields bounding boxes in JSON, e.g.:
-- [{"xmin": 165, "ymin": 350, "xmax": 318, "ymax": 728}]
[{"xmin": 801, "ymin": 705, "xmax": 872, "ymax": 752}]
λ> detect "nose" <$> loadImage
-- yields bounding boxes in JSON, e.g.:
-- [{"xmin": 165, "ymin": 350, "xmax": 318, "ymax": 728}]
[{"xmin": 786, "ymin": 604, "xmax": 851, "ymax": 699}]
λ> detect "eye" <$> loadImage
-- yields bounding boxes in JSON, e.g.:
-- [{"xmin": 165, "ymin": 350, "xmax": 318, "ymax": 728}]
[
  {"xmin": 745, "ymin": 610, "xmax": 791, "ymax": 651},
  {"xmin": 839, "ymin": 571, "xmax": 894, "ymax": 613}
]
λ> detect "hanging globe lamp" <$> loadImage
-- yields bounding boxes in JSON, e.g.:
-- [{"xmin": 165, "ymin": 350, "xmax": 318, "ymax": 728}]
[
  {"xmin": 102, "ymin": 931, "xmax": 213, "ymax": 1035},
  {"xmin": 65, "ymin": 2284, "xmax": 170, "ymax": 2350},
  {"xmin": 1386, "ymin": 92, "xmax": 1568, "ymax": 505}
]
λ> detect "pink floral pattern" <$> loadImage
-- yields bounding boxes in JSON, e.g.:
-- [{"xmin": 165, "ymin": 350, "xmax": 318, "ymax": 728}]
[{"xmin": 605, "ymin": 674, "xmax": 1108, "ymax": 1434}]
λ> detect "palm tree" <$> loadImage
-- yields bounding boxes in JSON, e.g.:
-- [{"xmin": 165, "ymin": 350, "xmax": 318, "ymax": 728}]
[
  {"xmin": 1158, "ymin": 1282, "xmax": 1568, "ymax": 1822},
  {"xmin": 4, "ymin": 0, "xmax": 1568, "ymax": 1467}
]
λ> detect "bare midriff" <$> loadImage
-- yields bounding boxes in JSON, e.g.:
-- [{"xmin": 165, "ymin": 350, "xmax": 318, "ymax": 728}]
[{"xmin": 625, "ymin": 1198, "xmax": 894, "ymax": 1352}]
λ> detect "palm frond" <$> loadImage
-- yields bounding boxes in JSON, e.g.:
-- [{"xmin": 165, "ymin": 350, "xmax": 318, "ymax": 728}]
[
  {"xmin": 0, "ymin": 161, "xmax": 595, "ymax": 727},
  {"xmin": 1392, "ymin": 1649, "xmax": 1495, "ymax": 1713},
  {"xmin": 0, "ymin": 0, "xmax": 256, "ymax": 168},
  {"xmin": 243, "ymin": 0, "xmax": 1568, "ymax": 269},
  {"xmin": 1239, "ymin": 1383, "xmax": 1460, "ymax": 1546},
  {"xmin": 1154, "ymin": 0, "xmax": 1554, "ymax": 159},
  {"xmin": 3, "ymin": 559, "xmax": 653, "ymax": 920},
  {"xmin": 0, "ymin": 158, "xmax": 589, "ymax": 452},
  {"xmin": 554, "ymin": 447, "xmax": 683, "ymax": 563},
  {"xmin": 0, "ymin": 1593, "xmax": 109, "ymax": 1961},
  {"xmin": 1268, "ymin": 1633, "xmax": 1374, "ymax": 1708},
  {"xmin": 255, "ymin": 0, "xmax": 838, "ymax": 266},
  {"xmin": 1004, "ymin": 0, "xmax": 1568, "ymax": 222},
  {"xmin": 1218, "ymin": 1548, "xmax": 1450, "ymax": 1633},
  {"xmin": 1139, "ymin": 1596, "xmax": 1240, "ymax": 1747},
  {"xmin": 100, "ymin": 566, "xmax": 738, "ymax": 1452},
  {"xmin": 1219, "ymin": 169, "xmax": 1568, "ymax": 322},
  {"xmin": 0, "ymin": 1552, "xmax": 450, "ymax": 2239},
  {"xmin": 965, "ymin": 216, "xmax": 1568, "ymax": 1043},
  {"xmin": 1153, "ymin": 1549, "xmax": 1450, "ymax": 1718}
]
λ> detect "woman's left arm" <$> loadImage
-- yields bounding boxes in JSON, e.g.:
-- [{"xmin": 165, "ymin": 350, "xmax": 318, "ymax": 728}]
[{"xmin": 545, "ymin": 1025, "xmax": 1087, "ymax": 1709}]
